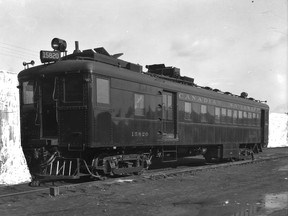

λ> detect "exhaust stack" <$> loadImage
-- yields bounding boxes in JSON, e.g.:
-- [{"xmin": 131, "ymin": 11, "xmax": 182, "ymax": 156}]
[{"xmin": 73, "ymin": 41, "xmax": 81, "ymax": 53}]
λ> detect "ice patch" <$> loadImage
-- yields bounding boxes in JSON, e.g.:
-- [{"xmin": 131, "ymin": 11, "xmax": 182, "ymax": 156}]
[
  {"xmin": 113, "ymin": 179, "xmax": 134, "ymax": 183},
  {"xmin": 0, "ymin": 71, "xmax": 31, "ymax": 185},
  {"xmin": 264, "ymin": 193, "xmax": 288, "ymax": 214},
  {"xmin": 268, "ymin": 113, "xmax": 288, "ymax": 147}
]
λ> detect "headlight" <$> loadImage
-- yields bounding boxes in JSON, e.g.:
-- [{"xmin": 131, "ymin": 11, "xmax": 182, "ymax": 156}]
[{"xmin": 51, "ymin": 38, "xmax": 67, "ymax": 52}]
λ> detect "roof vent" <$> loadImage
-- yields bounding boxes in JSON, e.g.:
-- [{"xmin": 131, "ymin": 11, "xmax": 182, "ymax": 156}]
[
  {"xmin": 146, "ymin": 64, "xmax": 180, "ymax": 78},
  {"xmin": 240, "ymin": 92, "xmax": 248, "ymax": 98},
  {"xmin": 94, "ymin": 47, "xmax": 110, "ymax": 56}
]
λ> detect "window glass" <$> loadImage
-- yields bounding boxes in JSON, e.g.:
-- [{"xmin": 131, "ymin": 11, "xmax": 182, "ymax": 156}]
[
  {"xmin": 23, "ymin": 81, "xmax": 34, "ymax": 104},
  {"xmin": 221, "ymin": 108, "xmax": 227, "ymax": 123},
  {"xmin": 248, "ymin": 112, "xmax": 252, "ymax": 125},
  {"xmin": 65, "ymin": 74, "xmax": 83, "ymax": 102},
  {"xmin": 184, "ymin": 102, "xmax": 192, "ymax": 120},
  {"xmin": 207, "ymin": 105, "xmax": 215, "ymax": 123},
  {"xmin": 215, "ymin": 107, "xmax": 221, "ymax": 123},
  {"xmin": 97, "ymin": 78, "xmax": 110, "ymax": 104},
  {"xmin": 243, "ymin": 111, "xmax": 247, "ymax": 118},
  {"xmin": 243, "ymin": 111, "xmax": 247, "ymax": 124},
  {"xmin": 256, "ymin": 113, "xmax": 261, "ymax": 125},
  {"xmin": 162, "ymin": 94, "xmax": 167, "ymax": 119},
  {"xmin": 163, "ymin": 94, "xmax": 173, "ymax": 120},
  {"xmin": 227, "ymin": 109, "xmax": 232, "ymax": 123},
  {"xmin": 238, "ymin": 110, "xmax": 243, "ymax": 124},
  {"xmin": 167, "ymin": 95, "xmax": 173, "ymax": 120},
  {"xmin": 200, "ymin": 104, "xmax": 207, "ymax": 122},
  {"xmin": 252, "ymin": 113, "xmax": 257, "ymax": 125},
  {"xmin": 135, "ymin": 94, "xmax": 144, "ymax": 116},
  {"xmin": 232, "ymin": 110, "xmax": 238, "ymax": 124},
  {"xmin": 192, "ymin": 103, "xmax": 201, "ymax": 122}
]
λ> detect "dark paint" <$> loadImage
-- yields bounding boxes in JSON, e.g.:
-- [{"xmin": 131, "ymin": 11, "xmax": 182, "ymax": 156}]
[{"xmin": 18, "ymin": 53, "xmax": 269, "ymax": 161}]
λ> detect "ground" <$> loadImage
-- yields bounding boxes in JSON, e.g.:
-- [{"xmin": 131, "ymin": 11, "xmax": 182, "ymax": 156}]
[{"xmin": 0, "ymin": 153, "xmax": 288, "ymax": 216}]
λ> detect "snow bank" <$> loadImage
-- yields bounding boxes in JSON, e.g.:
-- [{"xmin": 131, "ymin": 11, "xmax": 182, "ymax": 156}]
[
  {"xmin": 268, "ymin": 113, "xmax": 288, "ymax": 148},
  {"xmin": 0, "ymin": 71, "xmax": 31, "ymax": 185}
]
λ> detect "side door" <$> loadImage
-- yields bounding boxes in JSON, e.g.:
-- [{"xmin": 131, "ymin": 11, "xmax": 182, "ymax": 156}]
[
  {"xmin": 58, "ymin": 72, "xmax": 88, "ymax": 150},
  {"xmin": 161, "ymin": 91, "xmax": 178, "ymax": 140},
  {"xmin": 93, "ymin": 76, "xmax": 112, "ymax": 145}
]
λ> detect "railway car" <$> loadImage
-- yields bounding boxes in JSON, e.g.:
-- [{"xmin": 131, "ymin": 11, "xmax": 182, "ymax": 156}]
[{"xmin": 18, "ymin": 38, "xmax": 269, "ymax": 183}]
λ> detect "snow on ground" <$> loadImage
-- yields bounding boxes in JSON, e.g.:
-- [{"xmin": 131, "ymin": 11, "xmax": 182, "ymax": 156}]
[
  {"xmin": 0, "ymin": 71, "xmax": 31, "ymax": 185},
  {"xmin": 268, "ymin": 113, "xmax": 288, "ymax": 148}
]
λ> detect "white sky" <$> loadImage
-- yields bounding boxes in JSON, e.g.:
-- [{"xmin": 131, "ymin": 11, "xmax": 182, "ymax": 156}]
[{"xmin": 0, "ymin": 0, "xmax": 287, "ymax": 113}]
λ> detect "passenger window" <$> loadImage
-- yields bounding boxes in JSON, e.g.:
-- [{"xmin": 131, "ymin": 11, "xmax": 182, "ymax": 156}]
[
  {"xmin": 192, "ymin": 103, "xmax": 201, "ymax": 122},
  {"xmin": 96, "ymin": 78, "xmax": 110, "ymax": 104},
  {"xmin": 256, "ymin": 113, "xmax": 260, "ymax": 125},
  {"xmin": 167, "ymin": 95, "xmax": 173, "ymax": 120},
  {"xmin": 207, "ymin": 105, "xmax": 215, "ymax": 123},
  {"xmin": 184, "ymin": 102, "xmax": 192, "ymax": 120},
  {"xmin": 227, "ymin": 109, "xmax": 232, "ymax": 124},
  {"xmin": 252, "ymin": 113, "xmax": 257, "ymax": 125},
  {"xmin": 135, "ymin": 94, "xmax": 144, "ymax": 116},
  {"xmin": 215, "ymin": 107, "xmax": 221, "ymax": 123},
  {"xmin": 248, "ymin": 112, "xmax": 252, "ymax": 125},
  {"xmin": 238, "ymin": 110, "xmax": 243, "ymax": 124},
  {"xmin": 232, "ymin": 110, "xmax": 238, "ymax": 124},
  {"xmin": 221, "ymin": 108, "xmax": 227, "ymax": 123},
  {"xmin": 243, "ymin": 111, "xmax": 247, "ymax": 124},
  {"xmin": 200, "ymin": 104, "xmax": 207, "ymax": 123}
]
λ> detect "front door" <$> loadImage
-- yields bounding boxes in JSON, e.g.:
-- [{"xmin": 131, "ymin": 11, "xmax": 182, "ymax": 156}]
[{"xmin": 58, "ymin": 73, "xmax": 88, "ymax": 150}]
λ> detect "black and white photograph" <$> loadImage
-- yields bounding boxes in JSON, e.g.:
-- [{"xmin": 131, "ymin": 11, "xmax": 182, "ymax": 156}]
[{"xmin": 0, "ymin": 0, "xmax": 287, "ymax": 215}]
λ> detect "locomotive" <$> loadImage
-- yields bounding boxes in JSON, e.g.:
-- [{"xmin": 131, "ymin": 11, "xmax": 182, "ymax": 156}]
[{"xmin": 18, "ymin": 38, "xmax": 269, "ymax": 183}]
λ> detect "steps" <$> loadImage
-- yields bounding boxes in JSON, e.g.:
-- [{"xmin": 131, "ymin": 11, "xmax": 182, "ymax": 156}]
[{"xmin": 38, "ymin": 157, "xmax": 81, "ymax": 180}]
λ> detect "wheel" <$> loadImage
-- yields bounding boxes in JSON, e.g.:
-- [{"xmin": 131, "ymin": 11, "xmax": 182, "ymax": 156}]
[
  {"xmin": 94, "ymin": 153, "xmax": 109, "ymax": 167},
  {"xmin": 103, "ymin": 160, "xmax": 113, "ymax": 176}
]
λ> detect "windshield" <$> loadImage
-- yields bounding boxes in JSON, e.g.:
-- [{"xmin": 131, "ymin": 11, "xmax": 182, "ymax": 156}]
[
  {"xmin": 64, "ymin": 73, "xmax": 83, "ymax": 102},
  {"xmin": 22, "ymin": 81, "xmax": 36, "ymax": 104}
]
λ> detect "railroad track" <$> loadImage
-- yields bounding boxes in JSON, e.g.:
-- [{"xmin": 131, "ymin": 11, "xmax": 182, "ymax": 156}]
[
  {"xmin": 143, "ymin": 152, "xmax": 288, "ymax": 180},
  {"xmin": 0, "ymin": 148, "xmax": 287, "ymax": 200}
]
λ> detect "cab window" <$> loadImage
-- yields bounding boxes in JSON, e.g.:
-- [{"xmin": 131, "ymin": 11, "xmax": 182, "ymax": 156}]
[
  {"xmin": 22, "ymin": 81, "xmax": 35, "ymax": 104},
  {"xmin": 96, "ymin": 78, "xmax": 110, "ymax": 104}
]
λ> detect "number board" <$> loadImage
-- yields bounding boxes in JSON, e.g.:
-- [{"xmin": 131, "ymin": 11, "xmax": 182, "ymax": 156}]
[{"xmin": 40, "ymin": 50, "xmax": 61, "ymax": 63}]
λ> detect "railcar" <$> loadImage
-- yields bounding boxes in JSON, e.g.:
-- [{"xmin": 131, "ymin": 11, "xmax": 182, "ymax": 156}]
[{"xmin": 18, "ymin": 38, "xmax": 269, "ymax": 183}]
